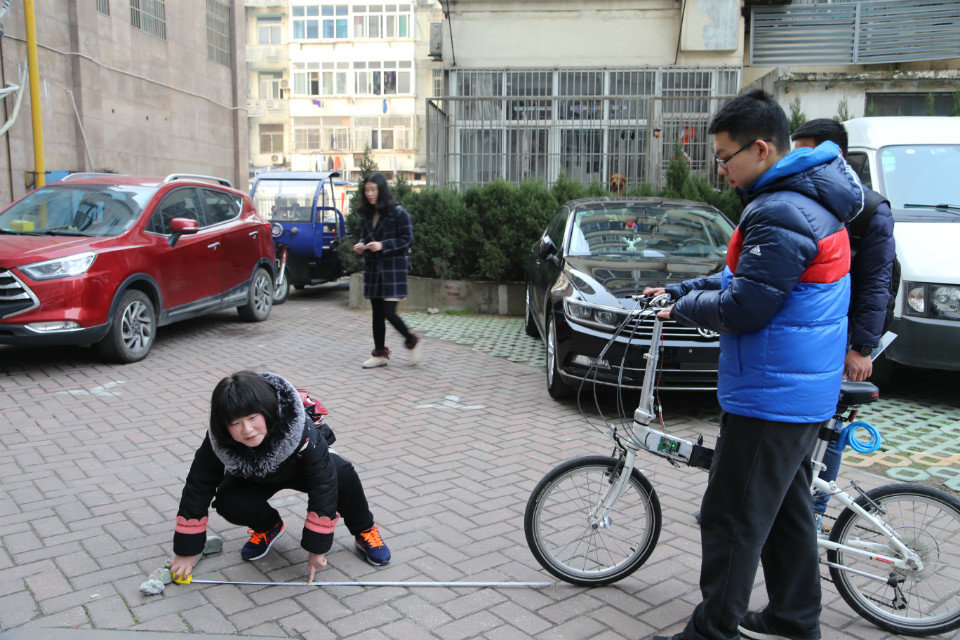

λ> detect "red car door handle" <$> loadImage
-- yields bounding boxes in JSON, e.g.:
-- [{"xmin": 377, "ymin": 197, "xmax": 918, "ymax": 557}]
[
  {"xmin": 207, "ymin": 242, "xmax": 220, "ymax": 249},
  {"xmin": 248, "ymin": 231, "xmax": 258, "ymax": 237}
]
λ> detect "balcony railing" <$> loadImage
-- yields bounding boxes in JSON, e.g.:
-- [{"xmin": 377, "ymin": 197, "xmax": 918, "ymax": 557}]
[
  {"xmin": 246, "ymin": 99, "xmax": 288, "ymax": 117},
  {"xmin": 245, "ymin": 45, "xmax": 287, "ymax": 64},
  {"xmin": 750, "ymin": 0, "xmax": 960, "ymax": 66}
]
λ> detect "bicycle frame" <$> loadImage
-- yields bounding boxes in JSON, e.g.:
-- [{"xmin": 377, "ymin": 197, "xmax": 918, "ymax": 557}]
[{"xmin": 591, "ymin": 298, "xmax": 924, "ymax": 580}]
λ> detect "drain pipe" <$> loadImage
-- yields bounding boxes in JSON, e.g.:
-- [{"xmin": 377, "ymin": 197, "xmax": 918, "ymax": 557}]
[{"xmin": 24, "ymin": 0, "xmax": 44, "ymax": 188}]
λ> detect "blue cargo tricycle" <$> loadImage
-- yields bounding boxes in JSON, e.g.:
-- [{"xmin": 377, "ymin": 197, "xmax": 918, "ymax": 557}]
[{"xmin": 250, "ymin": 171, "xmax": 350, "ymax": 304}]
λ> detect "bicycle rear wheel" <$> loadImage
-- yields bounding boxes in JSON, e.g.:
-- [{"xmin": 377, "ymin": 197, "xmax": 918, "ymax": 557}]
[
  {"xmin": 524, "ymin": 455, "xmax": 661, "ymax": 586},
  {"xmin": 828, "ymin": 483, "xmax": 960, "ymax": 636}
]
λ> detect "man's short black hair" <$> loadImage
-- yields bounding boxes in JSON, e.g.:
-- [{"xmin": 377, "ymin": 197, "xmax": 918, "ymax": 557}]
[
  {"xmin": 790, "ymin": 118, "xmax": 848, "ymax": 156},
  {"xmin": 708, "ymin": 89, "xmax": 791, "ymax": 154}
]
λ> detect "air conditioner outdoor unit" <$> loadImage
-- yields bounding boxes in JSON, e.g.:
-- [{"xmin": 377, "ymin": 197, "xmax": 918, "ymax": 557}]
[
  {"xmin": 279, "ymin": 78, "xmax": 290, "ymax": 90},
  {"xmin": 270, "ymin": 154, "xmax": 284, "ymax": 164}
]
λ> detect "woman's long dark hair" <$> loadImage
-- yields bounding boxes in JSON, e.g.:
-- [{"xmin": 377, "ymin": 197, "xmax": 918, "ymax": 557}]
[
  {"xmin": 209, "ymin": 370, "xmax": 279, "ymax": 442},
  {"xmin": 358, "ymin": 172, "xmax": 397, "ymax": 217}
]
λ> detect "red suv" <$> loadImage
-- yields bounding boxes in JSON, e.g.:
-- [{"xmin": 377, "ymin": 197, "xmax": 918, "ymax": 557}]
[{"xmin": 0, "ymin": 173, "xmax": 276, "ymax": 363}]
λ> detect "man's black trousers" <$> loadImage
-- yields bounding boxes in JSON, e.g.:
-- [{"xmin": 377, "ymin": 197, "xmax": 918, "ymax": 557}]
[{"xmin": 682, "ymin": 411, "xmax": 823, "ymax": 640}]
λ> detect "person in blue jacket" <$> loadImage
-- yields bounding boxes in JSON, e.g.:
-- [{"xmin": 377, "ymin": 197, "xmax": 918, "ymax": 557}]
[
  {"xmin": 647, "ymin": 90, "xmax": 863, "ymax": 640},
  {"xmin": 791, "ymin": 118, "xmax": 896, "ymax": 531}
]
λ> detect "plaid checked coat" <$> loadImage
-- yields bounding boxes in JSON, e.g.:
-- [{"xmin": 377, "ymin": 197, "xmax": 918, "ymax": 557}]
[{"xmin": 360, "ymin": 205, "xmax": 413, "ymax": 299}]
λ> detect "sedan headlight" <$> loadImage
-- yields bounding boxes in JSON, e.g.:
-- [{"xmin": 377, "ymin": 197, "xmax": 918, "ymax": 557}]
[
  {"xmin": 19, "ymin": 251, "xmax": 97, "ymax": 280},
  {"xmin": 564, "ymin": 298, "xmax": 627, "ymax": 329},
  {"xmin": 903, "ymin": 282, "xmax": 960, "ymax": 320}
]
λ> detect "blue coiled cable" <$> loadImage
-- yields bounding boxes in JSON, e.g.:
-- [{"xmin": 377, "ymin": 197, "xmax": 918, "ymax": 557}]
[{"xmin": 838, "ymin": 420, "xmax": 883, "ymax": 454}]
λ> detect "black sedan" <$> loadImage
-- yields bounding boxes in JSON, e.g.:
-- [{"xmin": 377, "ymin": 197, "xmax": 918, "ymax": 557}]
[{"xmin": 524, "ymin": 197, "xmax": 735, "ymax": 399}]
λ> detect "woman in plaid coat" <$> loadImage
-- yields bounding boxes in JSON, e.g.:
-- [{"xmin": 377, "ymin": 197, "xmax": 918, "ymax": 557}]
[{"xmin": 352, "ymin": 172, "xmax": 421, "ymax": 368}]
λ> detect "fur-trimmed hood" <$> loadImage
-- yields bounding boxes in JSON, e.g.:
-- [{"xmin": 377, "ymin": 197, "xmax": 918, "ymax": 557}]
[{"xmin": 208, "ymin": 371, "xmax": 306, "ymax": 480}]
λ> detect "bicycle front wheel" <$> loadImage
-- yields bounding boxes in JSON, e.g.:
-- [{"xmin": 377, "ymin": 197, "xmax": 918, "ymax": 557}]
[
  {"xmin": 828, "ymin": 483, "xmax": 960, "ymax": 636},
  {"xmin": 524, "ymin": 455, "xmax": 661, "ymax": 586}
]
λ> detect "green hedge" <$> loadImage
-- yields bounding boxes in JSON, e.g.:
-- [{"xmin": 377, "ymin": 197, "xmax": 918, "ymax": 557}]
[{"xmin": 340, "ymin": 154, "xmax": 743, "ymax": 282}]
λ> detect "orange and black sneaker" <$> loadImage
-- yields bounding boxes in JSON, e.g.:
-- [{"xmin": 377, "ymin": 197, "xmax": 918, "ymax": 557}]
[
  {"xmin": 355, "ymin": 525, "xmax": 391, "ymax": 566},
  {"xmin": 241, "ymin": 519, "xmax": 285, "ymax": 561}
]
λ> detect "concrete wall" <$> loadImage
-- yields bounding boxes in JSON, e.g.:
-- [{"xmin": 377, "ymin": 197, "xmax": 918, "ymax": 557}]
[
  {"xmin": 349, "ymin": 273, "xmax": 525, "ymax": 315},
  {"xmin": 0, "ymin": 0, "xmax": 247, "ymax": 205},
  {"xmin": 440, "ymin": 0, "xmax": 743, "ymax": 68}
]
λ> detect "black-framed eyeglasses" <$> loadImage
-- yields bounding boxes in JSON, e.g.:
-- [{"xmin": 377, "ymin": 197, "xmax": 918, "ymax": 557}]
[{"xmin": 715, "ymin": 138, "xmax": 771, "ymax": 168}]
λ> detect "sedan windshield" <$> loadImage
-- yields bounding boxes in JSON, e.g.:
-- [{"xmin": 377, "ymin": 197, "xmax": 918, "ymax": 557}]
[
  {"xmin": 569, "ymin": 204, "xmax": 734, "ymax": 259},
  {"xmin": 0, "ymin": 184, "xmax": 154, "ymax": 236}
]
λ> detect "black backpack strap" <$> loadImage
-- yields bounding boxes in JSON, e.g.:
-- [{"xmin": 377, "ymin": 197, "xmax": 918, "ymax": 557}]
[{"xmin": 848, "ymin": 189, "xmax": 889, "ymax": 246}]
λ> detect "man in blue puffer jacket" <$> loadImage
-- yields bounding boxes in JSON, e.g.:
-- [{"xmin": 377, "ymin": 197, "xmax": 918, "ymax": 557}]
[{"xmin": 647, "ymin": 90, "xmax": 863, "ymax": 640}]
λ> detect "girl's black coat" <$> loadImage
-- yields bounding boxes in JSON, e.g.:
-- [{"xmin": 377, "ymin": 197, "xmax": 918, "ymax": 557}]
[
  {"xmin": 360, "ymin": 205, "xmax": 413, "ymax": 299},
  {"xmin": 173, "ymin": 372, "xmax": 338, "ymax": 556}
]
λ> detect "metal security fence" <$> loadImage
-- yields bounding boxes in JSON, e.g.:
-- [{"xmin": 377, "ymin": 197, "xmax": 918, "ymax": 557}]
[
  {"xmin": 751, "ymin": 0, "xmax": 960, "ymax": 66},
  {"xmin": 426, "ymin": 66, "xmax": 739, "ymax": 191}
]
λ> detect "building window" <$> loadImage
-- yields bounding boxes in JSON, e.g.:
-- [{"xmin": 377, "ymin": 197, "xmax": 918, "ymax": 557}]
[
  {"xmin": 292, "ymin": 5, "xmax": 320, "ymax": 39},
  {"xmin": 293, "ymin": 117, "xmax": 352, "ymax": 152},
  {"xmin": 293, "ymin": 62, "xmax": 322, "ymax": 96},
  {"xmin": 866, "ymin": 92, "xmax": 955, "ymax": 116},
  {"xmin": 258, "ymin": 16, "xmax": 282, "ymax": 44},
  {"xmin": 506, "ymin": 70, "xmax": 552, "ymax": 122},
  {"xmin": 353, "ymin": 4, "xmax": 412, "ymax": 39},
  {"xmin": 130, "ymin": 0, "xmax": 166, "ymax": 39},
  {"xmin": 260, "ymin": 124, "xmax": 284, "ymax": 154},
  {"xmin": 322, "ymin": 62, "xmax": 349, "ymax": 96},
  {"xmin": 433, "ymin": 69, "xmax": 442, "ymax": 98},
  {"xmin": 354, "ymin": 61, "xmax": 413, "ymax": 96},
  {"xmin": 98, "ymin": 0, "xmax": 110, "ymax": 15},
  {"xmin": 206, "ymin": 0, "xmax": 231, "ymax": 67},
  {"xmin": 293, "ymin": 4, "xmax": 347, "ymax": 39},
  {"xmin": 259, "ymin": 72, "xmax": 283, "ymax": 99}
]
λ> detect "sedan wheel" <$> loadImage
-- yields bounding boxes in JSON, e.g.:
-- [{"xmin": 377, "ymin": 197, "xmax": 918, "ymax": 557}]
[
  {"xmin": 238, "ymin": 267, "xmax": 274, "ymax": 322},
  {"xmin": 546, "ymin": 315, "xmax": 576, "ymax": 400}
]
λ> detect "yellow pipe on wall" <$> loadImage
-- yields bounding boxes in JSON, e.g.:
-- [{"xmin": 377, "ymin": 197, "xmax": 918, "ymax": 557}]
[{"xmin": 24, "ymin": 0, "xmax": 45, "ymax": 189}]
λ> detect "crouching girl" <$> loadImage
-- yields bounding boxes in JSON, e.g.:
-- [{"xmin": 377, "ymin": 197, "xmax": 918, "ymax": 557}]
[{"xmin": 170, "ymin": 370, "xmax": 390, "ymax": 583}]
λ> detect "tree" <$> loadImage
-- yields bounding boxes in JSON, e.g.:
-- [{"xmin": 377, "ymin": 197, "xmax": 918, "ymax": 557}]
[
  {"xmin": 789, "ymin": 96, "xmax": 806, "ymax": 132},
  {"xmin": 924, "ymin": 93, "xmax": 936, "ymax": 116},
  {"xmin": 835, "ymin": 96, "xmax": 850, "ymax": 122},
  {"xmin": 952, "ymin": 85, "xmax": 960, "ymax": 116}
]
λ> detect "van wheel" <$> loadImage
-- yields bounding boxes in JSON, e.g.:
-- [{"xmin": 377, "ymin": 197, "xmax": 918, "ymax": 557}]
[
  {"xmin": 97, "ymin": 290, "xmax": 156, "ymax": 363},
  {"xmin": 238, "ymin": 267, "xmax": 274, "ymax": 322},
  {"xmin": 273, "ymin": 270, "xmax": 290, "ymax": 305}
]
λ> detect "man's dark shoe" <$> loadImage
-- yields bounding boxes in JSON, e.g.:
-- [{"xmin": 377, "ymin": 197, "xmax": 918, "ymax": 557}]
[
  {"xmin": 738, "ymin": 611, "xmax": 819, "ymax": 640},
  {"xmin": 694, "ymin": 510, "xmax": 701, "ymax": 525},
  {"xmin": 648, "ymin": 635, "xmax": 684, "ymax": 640},
  {"xmin": 240, "ymin": 519, "xmax": 285, "ymax": 561}
]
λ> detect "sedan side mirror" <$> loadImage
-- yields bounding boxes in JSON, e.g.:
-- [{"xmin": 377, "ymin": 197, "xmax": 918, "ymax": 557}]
[
  {"xmin": 538, "ymin": 237, "xmax": 557, "ymax": 261},
  {"xmin": 168, "ymin": 217, "xmax": 199, "ymax": 247}
]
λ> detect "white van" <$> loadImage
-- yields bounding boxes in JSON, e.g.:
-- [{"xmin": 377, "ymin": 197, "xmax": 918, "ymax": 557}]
[{"xmin": 843, "ymin": 117, "xmax": 960, "ymax": 376}]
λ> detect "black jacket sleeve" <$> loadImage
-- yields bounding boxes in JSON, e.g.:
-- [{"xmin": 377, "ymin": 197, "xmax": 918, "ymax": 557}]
[
  {"xmin": 296, "ymin": 421, "xmax": 340, "ymax": 555},
  {"xmin": 173, "ymin": 434, "xmax": 224, "ymax": 556},
  {"xmin": 849, "ymin": 201, "xmax": 895, "ymax": 348}
]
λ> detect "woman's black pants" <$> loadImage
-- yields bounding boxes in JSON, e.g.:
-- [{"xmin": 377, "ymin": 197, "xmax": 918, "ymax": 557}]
[
  {"xmin": 212, "ymin": 453, "xmax": 374, "ymax": 537},
  {"xmin": 370, "ymin": 297, "xmax": 413, "ymax": 350}
]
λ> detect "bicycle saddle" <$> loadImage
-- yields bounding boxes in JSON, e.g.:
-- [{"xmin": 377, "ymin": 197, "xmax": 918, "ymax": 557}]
[{"xmin": 838, "ymin": 380, "xmax": 879, "ymax": 408}]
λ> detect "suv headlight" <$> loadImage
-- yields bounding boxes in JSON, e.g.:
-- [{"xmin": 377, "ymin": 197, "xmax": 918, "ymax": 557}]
[
  {"xmin": 19, "ymin": 251, "xmax": 97, "ymax": 280},
  {"xmin": 564, "ymin": 298, "xmax": 627, "ymax": 329},
  {"xmin": 904, "ymin": 282, "xmax": 960, "ymax": 320}
]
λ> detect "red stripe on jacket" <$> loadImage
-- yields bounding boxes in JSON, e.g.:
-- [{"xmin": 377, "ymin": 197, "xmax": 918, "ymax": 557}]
[
  {"xmin": 799, "ymin": 228, "xmax": 850, "ymax": 283},
  {"xmin": 175, "ymin": 516, "xmax": 208, "ymax": 535},
  {"xmin": 726, "ymin": 228, "xmax": 743, "ymax": 272},
  {"xmin": 305, "ymin": 511, "xmax": 340, "ymax": 534}
]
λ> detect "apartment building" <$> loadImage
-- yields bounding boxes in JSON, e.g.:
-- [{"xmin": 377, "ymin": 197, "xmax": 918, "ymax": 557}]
[
  {"xmin": 245, "ymin": 0, "xmax": 441, "ymax": 182},
  {"xmin": 427, "ymin": 0, "xmax": 744, "ymax": 190},
  {"xmin": 0, "ymin": 0, "xmax": 246, "ymax": 204}
]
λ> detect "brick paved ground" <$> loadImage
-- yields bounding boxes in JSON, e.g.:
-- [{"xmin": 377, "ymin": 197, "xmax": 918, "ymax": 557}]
[{"xmin": 1, "ymin": 282, "xmax": 958, "ymax": 640}]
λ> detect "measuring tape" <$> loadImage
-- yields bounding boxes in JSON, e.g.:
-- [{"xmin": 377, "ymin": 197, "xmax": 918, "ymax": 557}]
[{"xmin": 179, "ymin": 577, "xmax": 551, "ymax": 588}]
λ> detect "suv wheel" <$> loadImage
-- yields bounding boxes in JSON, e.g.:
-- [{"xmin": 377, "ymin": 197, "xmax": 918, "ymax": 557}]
[
  {"xmin": 97, "ymin": 290, "xmax": 156, "ymax": 363},
  {"xmin": 238, "ymin": 267, "xmax": 274, "ymax": 322}
]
